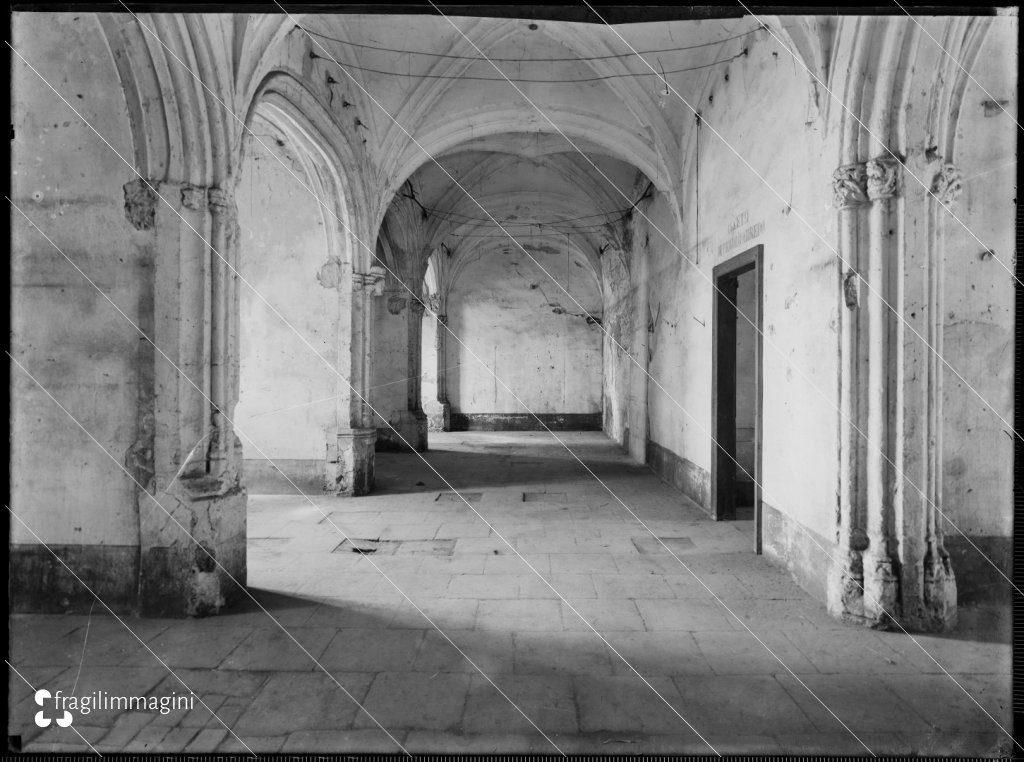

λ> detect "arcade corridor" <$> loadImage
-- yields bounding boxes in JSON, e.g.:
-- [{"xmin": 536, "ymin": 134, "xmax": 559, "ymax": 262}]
[{"xmin": 8, "ymin": 7, "xmax": 1016, "ymax": 757}]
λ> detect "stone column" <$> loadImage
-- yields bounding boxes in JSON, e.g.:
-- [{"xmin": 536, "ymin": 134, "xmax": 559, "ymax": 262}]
[
  {"xmin": 825, "ymin": 18, "xmax": 957, "ymax": 632},
  {"xmin": 371, "ymin": 277, "xmax": 428, "ymax": 452},
  {"xmin": 407, "ymin": 296, "xmax": 429, "ymax": 449},
  {"xmin": 129, "ymin": 179, "xmax": 246, "ymax": 617},
  {"xmin": 829, "ymin": 162, "xmax": 871, "ymax": 623},
  {"xmin": 861, "ymin": 156, "xmax": 902, "ymax": 626},
  {"xmin": 919, "ymin": 164, "xmax": 961, "ymax": 627},
  {"xmin": 893, "ymin": 162, "xmax": 962, "ymax": 629},
  {"xmin": 330, "ymin": 270, "xmax": 381, "ymax": 496},
  {"xmin": 206, "ymin": 187, "xmax": 244, "ymax": 489},
  {"xmin": 436, "ymin": 313, "xmax": 452, "ymax": 430},
  {"xmin": 827, "ymin": 155, "xmax": 958, "ymax": 631}
]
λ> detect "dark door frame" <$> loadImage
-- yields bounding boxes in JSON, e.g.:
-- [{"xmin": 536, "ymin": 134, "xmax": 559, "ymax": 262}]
[{"xmin": 711, "ymin": 244, "xmax": 763, "ymax": 553}]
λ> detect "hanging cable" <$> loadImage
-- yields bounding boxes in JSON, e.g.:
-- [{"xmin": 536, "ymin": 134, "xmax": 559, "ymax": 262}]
[
  {"xmin": 413, "ymin": 202, "xmax": 635, "ymax": 226},
  {"xmin": 405, "ymin": 181, "xmax": 654, "ymax": 229},
  {"xmin": 310, "ymin": 47, "xmax": 749, "ymax": 83},
  {"xmin": 298, "ymin": 24, "xmax": 763, "ymax": 62}
]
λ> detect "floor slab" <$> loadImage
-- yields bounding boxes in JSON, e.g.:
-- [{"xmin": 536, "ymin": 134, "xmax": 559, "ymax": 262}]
[{"xmin": 8, "ymin": 432, "xmax": 1010, "ymax": 755}]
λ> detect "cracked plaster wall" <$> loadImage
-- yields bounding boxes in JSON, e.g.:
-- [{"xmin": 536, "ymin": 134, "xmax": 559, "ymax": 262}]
[
  {"xmin": 938, "ymin": 20, "xmax": 1015, "ymax": 540},
  {"xmin": 10, "ymin": 12, "xmax": 145, "ymax": 547},
  {"xmin": 447, "ymin": 245, "xmax": 602, "ymax": 416},
  {"xmin": 603, "ymin": 22, "xmax": 1015, "ymax": 603},
  {"xmin": 235, "ymin": 136, "xmax": 339, "ymax": 466},
  {"xmin": 644, "ymin": 36, "xmax": 841, "ymax": 540},
  {"xmin": 421, "ymin": 311, "xmax": 442, "ymax": 425}
]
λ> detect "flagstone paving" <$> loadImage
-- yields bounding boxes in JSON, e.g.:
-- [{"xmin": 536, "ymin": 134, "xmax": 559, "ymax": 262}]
[{"xmin": 8, "ymin": 432, "xmax": 1012, "ymax": 755}]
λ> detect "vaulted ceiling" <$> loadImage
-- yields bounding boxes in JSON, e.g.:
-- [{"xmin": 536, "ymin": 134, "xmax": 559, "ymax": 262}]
[
  {"xmin": 296, "ymin": 14, "xmax": 766, "ymax": 190},
  {"xmin": 283, "ymin": 13, "xmax": 767, "ymax": 291}
]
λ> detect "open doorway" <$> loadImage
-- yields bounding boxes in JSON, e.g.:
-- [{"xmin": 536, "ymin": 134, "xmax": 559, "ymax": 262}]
[{"xmin": 711, "ymin": 245, "xmax": 763, "ymax": 552}]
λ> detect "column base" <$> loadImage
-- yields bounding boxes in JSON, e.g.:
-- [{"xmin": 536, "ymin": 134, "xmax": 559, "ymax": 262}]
[
  {"xmin": 827, "ymin": 550, "xmax": 866, "ymax": 623},
  {"xmin": 862, "ymin": 549, "xmax": 900, "ymax": 629},
  {"xmin": 915, "ymin": 553, "xmax": 958, "ymax": 631},
  {"xmin": 329, "ymin": 428, "xmax": 377, "ymax": 496},
  {"xmin": 139, "ymin": 485, "xmax": 247, "ymax": 618},
  {"xmin": 376, "ymin": 410, "xmax": 429, "ymax": 452},
  {"xmin": 424, "ymin": 398, "xmax": 446, "ymax": 431},
  {"xmin": 828, "ymin": 548, "xmax": 958, "ymax": 632}
]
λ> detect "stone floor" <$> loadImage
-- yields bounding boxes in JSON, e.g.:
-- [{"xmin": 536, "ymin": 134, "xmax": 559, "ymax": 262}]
[{"xmin": 8, "ymin": 432, "xmax": 1013, "ymax": 755}]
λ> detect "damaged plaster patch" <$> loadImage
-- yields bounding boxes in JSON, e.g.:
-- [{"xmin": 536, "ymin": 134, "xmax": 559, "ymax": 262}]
[
  {"xmin": 844, "ymin": 270, "xmax": 860, "ymax": 308},
  {"xmin": 548, "ymin": 302, "xmax": 601, "ymax": 325},
  {"xmin": 123, "ymin": 178, "xmax": 156, "ymax": 230},
  {"xmin": 187, "ymin": 571, "xmax": 224, "ymax": 617},
  {"xmin": 523, "ymin": 242, "xmax": 560, "ymax": 256},
  {"xmin": 316, "ymin": 257, "xmax": 345, "ymax": 288},
  {"xmin": 125, "ymin": 410, "xmax": 156, "ymax": 493}
]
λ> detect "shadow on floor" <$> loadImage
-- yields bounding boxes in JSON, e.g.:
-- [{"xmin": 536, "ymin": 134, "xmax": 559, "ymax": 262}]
[{"xmin": 373, "ymin": 443, "xmax": 649, "ymax": 496}]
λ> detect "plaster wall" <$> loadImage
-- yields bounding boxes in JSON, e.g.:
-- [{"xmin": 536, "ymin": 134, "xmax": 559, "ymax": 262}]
[
  {"xmin": 235, "ymin": 138, "xmax": 339, "ymax": 470},
  {"xmin": 938, "ymin": 19, "xmax": 1016, "ymax": 540},
  {"xmin": 642, "ymin": 36, "xmax": 841, "ymax": 545},
  {"xmin": 422, "ymin": 312, "xmax": 443, "ymax": 426},
  {"xmin": 601, "ymin": 196, "xmax": 669, "ymax": 466},
  {"xmin": 447, "ymin": 245, "xmax": 602, "ymax": 417},
  {"xmin": 10, "ymin": 13, "xmax": 144, "ymax": 546}
]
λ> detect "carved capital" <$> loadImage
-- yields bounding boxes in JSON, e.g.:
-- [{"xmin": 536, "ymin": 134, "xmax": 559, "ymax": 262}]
[
  {"xmin": 866, "ymin": 157, "xmax": 902, "ymax": 201},
  {"xmin": 180, "ymin": 184, "xmax": 207, "ymax": 212},
  {"xmin": 353, "ymin": 265, "xmax": 386, "ymax": 296},
  {"xmin": 831, "ymin": 162, "xmax": 868, "ymax": 211},
  {"xmin": 931, "ymin": 163, "xmax": 963, "ymax": 207},
  {"xmin": 409, "ymin": 298, "xmax": 426, "ymax": 316},
  {"xmin": 207, "ymin": 187, "xmax": 234, "ymax": 212},
  {"xmin": 386, "ymin": 295, "xmax": 407, "ymax": 315},
  {"xmin": 123, "ymin": 178, "xmax": 157, "ymax": 230}
]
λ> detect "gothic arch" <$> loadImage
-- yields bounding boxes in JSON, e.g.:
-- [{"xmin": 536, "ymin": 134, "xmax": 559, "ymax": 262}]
[{"xmin": 242, "ymin": 70, "xmax": 377, "ymax": 271}]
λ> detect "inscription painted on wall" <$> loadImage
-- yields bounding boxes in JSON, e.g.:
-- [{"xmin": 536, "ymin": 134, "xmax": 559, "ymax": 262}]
[
  {"xmin": 717, "ymin": 210, "xmax": 766, "ymax": 257},
  {"xmin": 728, "ymin": 211, "xmax": 750, "ymax": 233}
]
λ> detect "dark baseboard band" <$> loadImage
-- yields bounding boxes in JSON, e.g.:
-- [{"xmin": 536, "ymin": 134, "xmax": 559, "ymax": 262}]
[
  {"xmin": 10, "ymin": 543, "xmax": 139, "ymax": 614},
  {"xmin": 645, "ymin": 439, "xmax": 711, "ymax": 514},
  {"xmin": 449, "ymin": 412, "xmax": 602, "ymax": 432},
  {"xmin": 243, "ymin": 458, "xmax": 327, "ymax": 494},
  {"xmin": 944, "ymin": 534, "xmax": 1012, "ymax": 604},
  {"xmin": 760, "ymin": 501, "xmax": 833, "ymax": 605}
]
